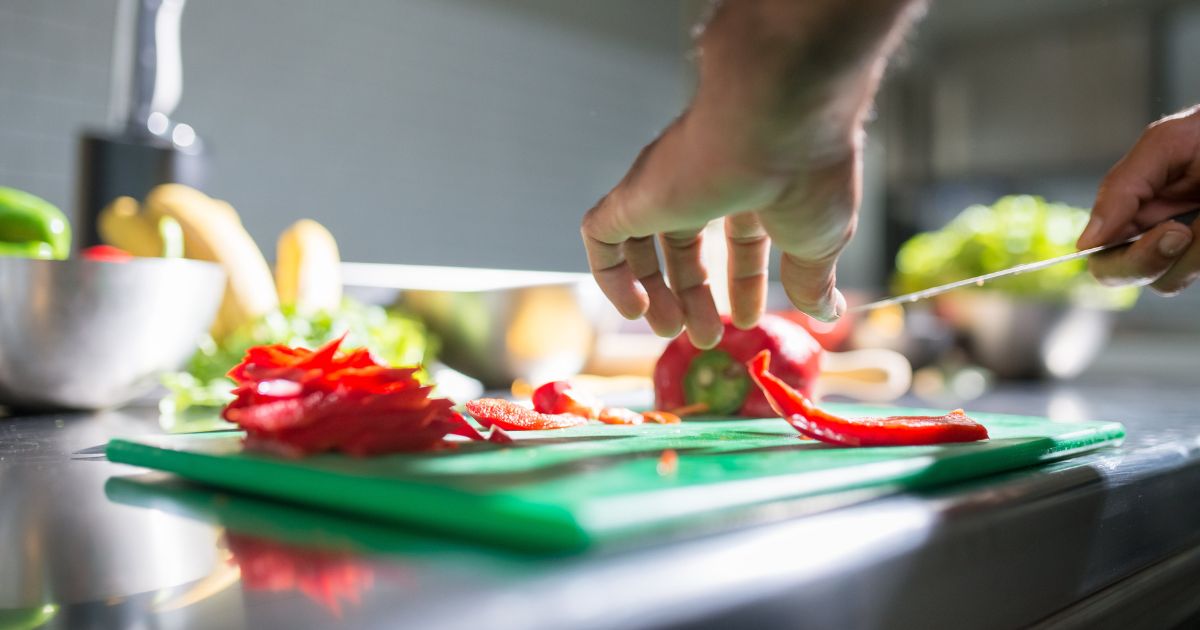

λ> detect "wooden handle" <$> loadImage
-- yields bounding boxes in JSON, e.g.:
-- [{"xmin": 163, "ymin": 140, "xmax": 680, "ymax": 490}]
[{"xmin": 817, "ymin": 348, "xmax": 912, "ymax": 402}]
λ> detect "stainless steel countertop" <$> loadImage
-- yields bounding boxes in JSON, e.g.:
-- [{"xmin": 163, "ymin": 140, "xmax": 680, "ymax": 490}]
[{"xmin": 2, "ymin": 332, "xmax": 1199, "ymax": 629}]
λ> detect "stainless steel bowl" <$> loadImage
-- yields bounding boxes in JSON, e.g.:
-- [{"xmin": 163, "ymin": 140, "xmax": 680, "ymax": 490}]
[
  {"xmin": 341, "ymin": 263, "xmax": 619, "ymax": 388},
  {"xmin": 0, "ymin": 257, "xmax": 225, "ymax": 410},
  {"xmin": 936, "ymin": 291, "xmax": 1115, "ymax": 380}
]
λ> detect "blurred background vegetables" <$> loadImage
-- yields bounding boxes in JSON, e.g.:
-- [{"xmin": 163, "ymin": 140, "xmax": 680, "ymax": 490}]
[
  {"xmin": 124, "ymin": 184, "xmax": 440, "ymax": 416},
  {"xmin": 161, "ymin": 299, "xmax": 436, "ymax": 414},
  {"xmin": 890, "ymin": 196, "xmax": 1139, "ymax": 381},
  {"xmin": 0, "ymin": 187, "xmax": 71, "ymax": 260},
  {"xmin": 893, "ymin": 195, "xmax": 1138, "ymax": 309}
]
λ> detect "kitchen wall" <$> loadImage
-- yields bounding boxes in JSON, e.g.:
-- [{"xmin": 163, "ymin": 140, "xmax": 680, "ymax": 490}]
[
  {"xmin": 5, "ymin": 0, "xmax": 1200, "ymax": 327},
  {"xmin": 0, "ymin": 0, "xmax": 689, "ymax": 272},
  {"xmin": 0, "ymin": 0, "xmax": 117, "ymax": 213}
]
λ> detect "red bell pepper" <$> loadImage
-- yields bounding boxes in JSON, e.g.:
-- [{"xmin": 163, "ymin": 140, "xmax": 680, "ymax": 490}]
[
  {"xmin": 81, "ymin": 244, "xmax": 133, "ymax": 262},
  {"xmin": 655, "ymin": 314, "xmax": 822, "ymax": 417},
  {"xmin": 465, "ymin": 398, "xmax": 588, "ymax": 431},
  {"xmin": 222, "ymin": 336, "xmax": 489, "ymax": 456},
  {"xmin": 747, "ymin": 350, "xmax": 988, "ymax": 446}
]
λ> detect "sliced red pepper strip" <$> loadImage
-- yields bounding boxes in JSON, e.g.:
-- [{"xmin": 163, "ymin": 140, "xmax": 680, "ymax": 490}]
[
  {"xmin": 747, "ymin": 350, "xmax": 988, "ymax": 446},
  {"xmin": 486, "ymin": 426, "xmax": 515, "ymax": 444},
  {"xmin": 597, "ymin": 407, "xmax": 643, "ymax": 425},
  {"xmin": 641, "ymin": 410, "xmax": 682, "ymax": 425},
  {"xmin": 531, "ymin": 381, "xmax": 601, "ymax": 418},
  {"xmin": 465, "ymin": 398, "xmax": 588, "ymax": 431}
]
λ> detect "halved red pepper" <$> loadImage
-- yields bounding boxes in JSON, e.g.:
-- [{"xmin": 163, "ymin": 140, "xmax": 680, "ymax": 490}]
[
  {"xmin": 747, "ymin": 350, "xmax": 988, "ymax": 446},
  {"xmin": 655, "ymin": 315, "xmax": 822, "ymax": 417}
]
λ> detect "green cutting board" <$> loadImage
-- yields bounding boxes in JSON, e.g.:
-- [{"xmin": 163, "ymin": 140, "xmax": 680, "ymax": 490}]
[{"xmin": 106, "ymin": 404, "xmax": 1124, "ymax": 552}]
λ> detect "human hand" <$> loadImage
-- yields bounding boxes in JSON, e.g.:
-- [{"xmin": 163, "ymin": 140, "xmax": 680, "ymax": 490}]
[
  {"xmin": 1080, "ymin": 106, "xmax": 1200, "ymax": 295},
  {"xmin": 580, "ymin": 0, "xmax": 922, "ymax": 349},
  {"xmin": 580, "ymin": 111, "xmax": 862, "ymax": 349}
]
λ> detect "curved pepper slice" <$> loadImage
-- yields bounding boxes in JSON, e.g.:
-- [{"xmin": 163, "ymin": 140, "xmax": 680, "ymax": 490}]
[
  {"xmin": 597, "ymin": 407, "xmax": 643, "ymax": 425},
  {"xmin": 747, "ymin": 350, "xmax": 988, "ymax": 447},
  {"xmin": 532, "ymin": 381, "xmax": 601, "ymax": 418},
  {"xmin": 466, "ymin": 398, "xmax": 587, "ymax": 431},
  {"xmin": 641, "ymin": 411, "xmax": 681, "ymax": 425}
]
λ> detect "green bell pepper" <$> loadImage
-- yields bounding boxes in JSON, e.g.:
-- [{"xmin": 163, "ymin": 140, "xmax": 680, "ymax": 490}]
[
  {"xmin": 0, "ymin": 241, "xmax": 55, "ymax": 259},
  {"xmin": 0, "ymin": 187, "xmax": 71, "ymax": 259}
]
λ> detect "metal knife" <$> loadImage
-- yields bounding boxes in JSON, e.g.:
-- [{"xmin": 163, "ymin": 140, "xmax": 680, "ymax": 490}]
[{"xmin": 848, "ymin": 208, "xmax": 1200, "ymax": 314}]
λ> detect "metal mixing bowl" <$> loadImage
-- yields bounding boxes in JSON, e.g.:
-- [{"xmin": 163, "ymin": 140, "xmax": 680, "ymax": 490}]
[
  {"xmin": 0, "ymin": 257, "xmax": 225, "ymax": 410},
  {"xmin": 935, "ymin": 291, "xmax": 1115, "ymax": 380},
  {"xmin": 341, "ymin": 263, "xmax": 619, "ymax": 388}
]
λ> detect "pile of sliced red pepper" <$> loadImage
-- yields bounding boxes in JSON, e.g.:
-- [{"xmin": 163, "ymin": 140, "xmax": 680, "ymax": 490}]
[
  {"xmin": 222, "ymin": 337, "xmax": 507, "ymax": 456},
  {"xmin": 747, "ymin": 350, "xmax": 989, "ymax": 446}
]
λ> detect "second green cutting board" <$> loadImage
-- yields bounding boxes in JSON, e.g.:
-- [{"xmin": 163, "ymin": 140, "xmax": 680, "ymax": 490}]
[{"xmin": 106, "ymin": 404, "xmax": 1124, "ymax": 552}]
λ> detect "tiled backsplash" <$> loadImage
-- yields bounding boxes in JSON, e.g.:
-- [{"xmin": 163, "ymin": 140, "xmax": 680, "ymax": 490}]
[
  {"xmin": 1, "ymin": 0, "xmax": 689, "ymax": 271},
  {"xmin": 0, "ymin": 0, "xmax": 118, "ymax": 216}
]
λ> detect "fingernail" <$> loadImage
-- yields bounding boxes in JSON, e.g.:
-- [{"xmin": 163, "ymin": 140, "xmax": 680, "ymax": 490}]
[
  {"xmin": 1078, "ymin": 217, "xmax": 1103, "ymax": 247},
  {"xmin": 810, "ymin": 290, "xmax": 846, "ymax": 323},
  {"xmin": 1158, "ymin": 230, "xmax": 1192, "ymax": 257},
  {"xmin": 832, "ymin": 290, "xmax": 847, "ymax": 320}
]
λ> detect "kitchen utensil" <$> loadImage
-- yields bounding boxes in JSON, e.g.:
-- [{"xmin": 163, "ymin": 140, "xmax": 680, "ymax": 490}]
[
  {"xmin": 0, "ymin": 257, "xmax": 224, "ymax": 409},
  {"xmin": 79, "ymin": 0, "xmax": 204, "ymax": 247},
  {"xmin": 851, "ymin": 208, "xmax": 1200, "ymax": 313},
  {"xmin": 106, "ymin": 407, "xmax": 1124, "ymax": 551},
  {"xmin": 341, "ymin": 263, "xmax": 617, "ymax": 389}
]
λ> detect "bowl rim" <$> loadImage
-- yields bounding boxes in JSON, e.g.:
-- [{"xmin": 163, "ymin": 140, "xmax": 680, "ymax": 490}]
[{"xmin": 0, "ymin": 256, "xmax": 225, "ymax": 274}]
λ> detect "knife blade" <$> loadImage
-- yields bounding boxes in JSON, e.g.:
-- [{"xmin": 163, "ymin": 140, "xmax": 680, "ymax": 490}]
[{"xmin": 848, "ymin": 208, "xmax": 1200, "ymax": 314}]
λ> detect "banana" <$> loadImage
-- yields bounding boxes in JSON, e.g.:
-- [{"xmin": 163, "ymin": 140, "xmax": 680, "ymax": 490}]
[
  {"xmin": 98, "ymin": 196, "xmax": 164, "ymax": 256},
  {"xmin": 275, "ymin": 219, "xmax": 342, "ymax": 313},
  {"xmin": 143, "ymin": 184, "xmax": 278, "ymax": 340}
]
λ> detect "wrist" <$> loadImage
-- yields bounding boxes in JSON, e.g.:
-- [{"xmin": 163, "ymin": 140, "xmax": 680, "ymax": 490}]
[{"xmin": 686, "ymin": 0, "xmax": 920, "ymax": 171}]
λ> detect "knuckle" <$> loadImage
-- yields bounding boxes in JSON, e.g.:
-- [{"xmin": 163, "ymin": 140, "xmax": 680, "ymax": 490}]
[
  {"xmin": 807, "ymin": 220, "xmax": 856, "ymax": 264},
  {"xmin": 662, "ymin": 232, "xmax": 701, "ymax": 248},
  {"xmin": 580, "ymin": 202, "xmax": 606, "ymax": 238},
  {"xmin": 1145, "ymin": 117, "xmax": 1177, "ymax": 137}
]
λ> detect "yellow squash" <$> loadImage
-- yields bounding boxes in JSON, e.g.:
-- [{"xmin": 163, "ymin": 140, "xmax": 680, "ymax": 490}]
[{"xmin": 142, "ymin": 184, "xmax": 278, "ymax": 339}]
